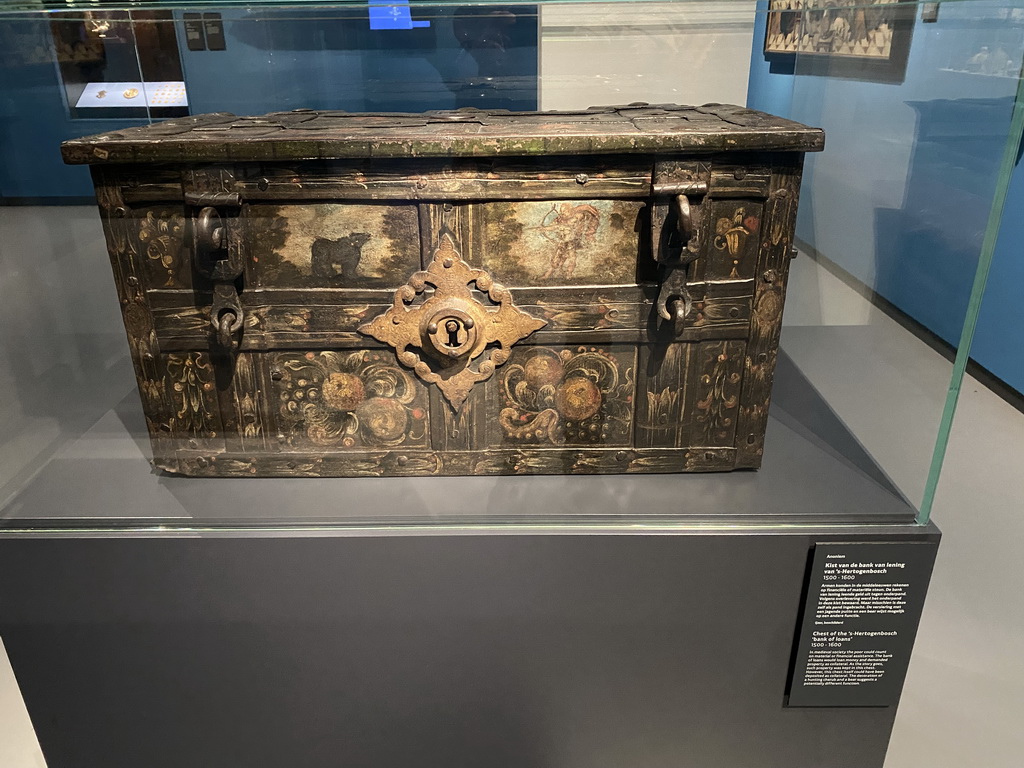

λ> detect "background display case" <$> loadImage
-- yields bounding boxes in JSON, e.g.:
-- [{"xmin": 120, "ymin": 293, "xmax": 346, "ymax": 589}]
[{"xmin": 0, "ymin": 1, "xmax": 1020, "ymax": 766}]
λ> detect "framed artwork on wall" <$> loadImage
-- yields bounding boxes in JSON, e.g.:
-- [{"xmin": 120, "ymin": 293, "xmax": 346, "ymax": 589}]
[{"xmin": 764, "ymin": 0, "xmax": 915, "ymax": 83}]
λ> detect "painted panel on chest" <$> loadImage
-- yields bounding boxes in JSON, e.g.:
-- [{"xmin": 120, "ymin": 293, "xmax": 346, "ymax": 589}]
[
  {"xmin": 706, "ymin": 200, "xmax": 764, "ymax": 281},
  {"xmin": 491, "ymin": 345, "xmax": 636, "ymax": 448},
  {"xmin": 270, "ymin": 350, "xmax": 429, "ymax": 450},
  {"xmin": 475, "ymin": 200, "xmax": 643, "ymax": 286},
  {"xmin": 248, "ymin": 203, "xmax": 420, "ymax": 288},
  {"xmin": 636, "ymin": 342, "xmax": 691, "ymax": 449},
  {"xmin": 229, "ymin": 352, "xmax": 269, "ymax": 453},
  {"xmin": 692, "ymin": 340, "xmax": 746, "ymax": 447},
  {"xmin": 130, "ymin": 206, "xmax": 192, "ymax": 290},
  {"xmin": 165, "ymin": 352, "xmax": 222, "ymax": 447}
]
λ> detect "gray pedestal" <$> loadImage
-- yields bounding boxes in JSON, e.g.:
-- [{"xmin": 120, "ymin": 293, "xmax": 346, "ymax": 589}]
[{"xmin": 0, "ymin": 524, "xmax": 938, "ymax": 768}]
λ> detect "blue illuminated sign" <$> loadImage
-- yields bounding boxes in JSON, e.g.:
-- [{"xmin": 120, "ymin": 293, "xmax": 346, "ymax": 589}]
[{"xmin": 368, "ymin": 1, "xmax": 431, "ymax": 30}]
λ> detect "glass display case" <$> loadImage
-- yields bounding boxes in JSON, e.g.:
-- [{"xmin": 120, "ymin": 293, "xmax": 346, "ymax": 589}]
[
  {"xmin": 0, "ymin": 0, "xmax": 1020, "ymax": 531},
  {"xmin": 2, "ymin": 2, "xmax": 1018, "ymax": 767}
]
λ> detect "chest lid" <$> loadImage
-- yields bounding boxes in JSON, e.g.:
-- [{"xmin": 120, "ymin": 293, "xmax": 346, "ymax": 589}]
[{"xmin": 62, "ymin": 103, "xmax": 824, "ymax": 165}]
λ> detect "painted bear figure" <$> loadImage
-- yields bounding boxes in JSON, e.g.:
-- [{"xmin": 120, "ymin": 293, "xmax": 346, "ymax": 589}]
[{"xmin": 311, "ymin": 232, "xmax": 371, "ymax": 283}]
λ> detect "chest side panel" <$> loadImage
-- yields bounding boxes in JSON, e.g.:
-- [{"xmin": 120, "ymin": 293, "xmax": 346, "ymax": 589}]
[
  {"xmin": 636, "ymin": 157, "xmax": 781, "ymax": 461},
  {"xmin": 733, "ymin": 153, "xmax": 805, "ymax": 468}
]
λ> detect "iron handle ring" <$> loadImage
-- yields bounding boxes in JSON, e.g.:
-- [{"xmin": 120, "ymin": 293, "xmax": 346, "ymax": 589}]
[
  {"xmin": 673, "ymin": 193, "xmax": 692, "ymax": 245},
  {"xmin": 214, "ymin": 307, "xmax": 244, "ymax": 349},
  {"xmin": 196, "ymin": 206, "xmax": 226, "ymax": 253}
]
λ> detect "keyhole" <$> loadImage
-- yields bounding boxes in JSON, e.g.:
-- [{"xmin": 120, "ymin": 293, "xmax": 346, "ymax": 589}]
[{"xmin": 445, "ymin": 319, "xmax": 461, "ymax": 347}]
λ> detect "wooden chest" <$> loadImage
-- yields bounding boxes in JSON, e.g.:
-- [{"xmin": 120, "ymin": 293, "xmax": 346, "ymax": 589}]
[{"xmin": 63, "ymin": 105, "xmax": 824, "ymax": 477}]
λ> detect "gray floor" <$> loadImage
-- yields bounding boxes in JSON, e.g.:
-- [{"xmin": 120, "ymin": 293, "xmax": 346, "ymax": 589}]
[
  {"xmin": 0, "ymin": 206, "xmax": 1021, "ymax": 766},
  {"xmin": 885, "ymin": 384, "xmax": 1024, "ymax": 768}
]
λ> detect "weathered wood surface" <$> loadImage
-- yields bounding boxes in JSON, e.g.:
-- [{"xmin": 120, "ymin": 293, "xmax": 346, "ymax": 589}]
[
  {"xmin": 147, "ymin": 284, "xmax": 753, "ymax": 350},
  {"xmin": 62, "ymin": 104, "xmax": 825, "ymax": 165},
  {"xmin": 733, "ymin": 154, "xmax": 804, "ymax": 468},
  {"xmin": 165, "ymin": 447, "xmax": 738, "ymax": 478},
  {"xmin": 113, "ymin": 155, "xmax": 785, "ymax": 204}
]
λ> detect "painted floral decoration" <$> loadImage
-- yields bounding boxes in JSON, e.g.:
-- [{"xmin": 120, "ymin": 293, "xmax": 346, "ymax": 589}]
[
  {"xmin": 499, "ymin": 347, "xmax": 633, "ymax": 445},
  {"xmin": 138, "ymin": 210, "xmax": 185, "ymax": 286},
  {"xmin": 277, "ymin": 351, "xmax": 426, "ymax": 447}
]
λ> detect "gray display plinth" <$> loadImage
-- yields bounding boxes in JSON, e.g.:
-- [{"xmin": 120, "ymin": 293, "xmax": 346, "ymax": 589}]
[{"xmin": 0, "ymin": 525, "xmax": 938, "ymax": 768}]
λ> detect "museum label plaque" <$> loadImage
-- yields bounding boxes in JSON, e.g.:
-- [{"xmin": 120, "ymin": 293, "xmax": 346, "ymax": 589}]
[{"xmin": 788, "ymin": 541, "xmax": 938, "ymax": 707}]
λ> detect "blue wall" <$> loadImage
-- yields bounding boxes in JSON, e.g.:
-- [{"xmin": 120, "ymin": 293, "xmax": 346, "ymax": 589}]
[
  {"xmin": 972, "ymin": 150, "xmax": 1024, "ymax": 392},
  {"xmin": 748, "ymin": 1, "xmax": 1024, "ymax": 395}
]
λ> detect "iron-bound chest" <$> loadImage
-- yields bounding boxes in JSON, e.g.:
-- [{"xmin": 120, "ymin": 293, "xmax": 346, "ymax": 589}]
[{"xmin": 63, "ymin": 105, "xmax": 824, "ymax": 477}]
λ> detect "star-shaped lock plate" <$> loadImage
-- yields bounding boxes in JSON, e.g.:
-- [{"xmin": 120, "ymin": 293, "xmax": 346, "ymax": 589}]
[{"xmin": 358, "ymin": 233, "xmax": 547, "ymax": 410}]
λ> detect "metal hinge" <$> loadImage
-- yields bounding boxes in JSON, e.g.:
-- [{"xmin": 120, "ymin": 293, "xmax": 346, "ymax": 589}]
[
  {"xmin": 193, "ymin": 205, "xmax": 245, "ymax": 352},
  {"xmin": 651, "ymin": 162, "xmax": 710, "ymax": 334}
]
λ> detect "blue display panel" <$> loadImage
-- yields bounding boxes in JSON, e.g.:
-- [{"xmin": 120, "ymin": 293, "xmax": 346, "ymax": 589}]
[
  {"xmin": 0, "ymin": 5, "xmax": 539, "ymax": 198},
  {"xmin": 368, "ymin": 0, "xmax": 431, "ymax": 29}
]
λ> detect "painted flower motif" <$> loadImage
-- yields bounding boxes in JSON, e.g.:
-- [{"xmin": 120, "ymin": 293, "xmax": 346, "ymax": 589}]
[
  {"xmin": 277, "ymin": 351, "xmax": 424, "ymax": 447},
  {"xmin": 714, "ymin": 206, "xmax": 760, "ymax": 277},
  {"xmin": 499, "ymin": 347, "xmax": 633, "ymax": 445},
  {"xmin": 696, "ymin": 344, "xmax": 741, "ymax": 442},
  {"xmin": 138, "ymin": 211, "xmax": 185, "ymax": 286},
  {"xmin": 165, "ymin": 353, "xmax": 217, "ymax": 437}
]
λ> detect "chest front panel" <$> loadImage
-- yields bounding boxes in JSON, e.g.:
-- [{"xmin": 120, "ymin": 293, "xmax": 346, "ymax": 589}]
[{"xmin": 94, "ymin": 150, "xmax": 803, "ymax": 477}]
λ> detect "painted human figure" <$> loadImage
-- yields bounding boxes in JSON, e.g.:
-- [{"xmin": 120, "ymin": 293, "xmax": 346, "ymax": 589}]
[{"xmin": 535, "ymin": 203, "xmax": 600, "ymax": 279}]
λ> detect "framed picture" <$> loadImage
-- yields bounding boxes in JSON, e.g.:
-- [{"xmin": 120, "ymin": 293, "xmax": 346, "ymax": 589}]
[{"xmin": 764, "ymin": 0, "xmax": 915, "ymax": 83}]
